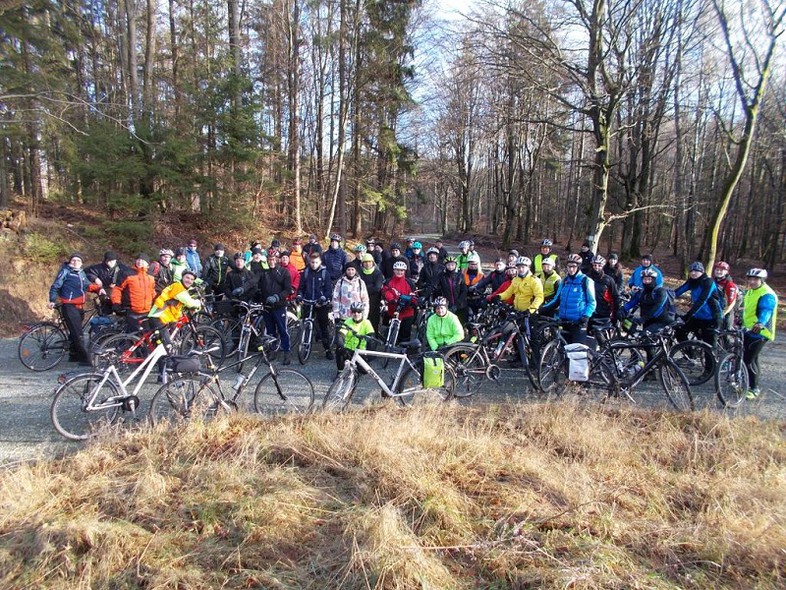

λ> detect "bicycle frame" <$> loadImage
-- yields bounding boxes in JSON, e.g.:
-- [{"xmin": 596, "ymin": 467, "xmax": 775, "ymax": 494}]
[{"xmin": 347, "ymin": 347, "xmax": 418, "ymax": 399}]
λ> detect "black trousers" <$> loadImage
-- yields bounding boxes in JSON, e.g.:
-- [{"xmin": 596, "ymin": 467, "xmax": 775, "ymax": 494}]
[
  {"xmin": 743, "ymin": 333, "xmax": 767, "ymax": 390},
  {"xmin": 62, "ymin": 303, "xmax": 90, "ymax": 362}
]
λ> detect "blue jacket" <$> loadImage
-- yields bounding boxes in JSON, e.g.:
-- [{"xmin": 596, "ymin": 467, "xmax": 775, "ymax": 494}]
[
  {"xmin": 628, "ymin": 265, "xmax": 664, "ymax": 289},
  {"xmin": 623, "ymin": 285, "xmax": 675, "ymax": 326},
  {"xmin": 322, "ymin": 247, "xmax": 350, "ymax": 282},
  {"xmin": 675, "ymin": 274, "xmax": 722, "ymax": 324},
  {"xmin": 297, "ymin": 265, "xmax": 332, "ymax": 302},
  {"xmin": 558, "ymin": 272, "xmax": 596, "ymax": 322},
  {"xmin": 49, "ymin": 263, "xmax": 89, "ymax": 303},
  {"xmin": 185, "ymin": 248, "xmax": 203, "ymax": 277}
]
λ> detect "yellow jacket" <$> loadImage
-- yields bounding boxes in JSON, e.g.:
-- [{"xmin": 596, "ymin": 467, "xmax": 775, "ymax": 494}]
[
  {"xmin": 148, "ymin": 281, "xmax": 202, "ymax": 324},
  {"xmin": 499, "ymin": 273, "xmax": 544, "ymax": 313}
]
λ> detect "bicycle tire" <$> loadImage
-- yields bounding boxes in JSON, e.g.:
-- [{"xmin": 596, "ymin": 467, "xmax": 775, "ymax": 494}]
[
  {"xmin": 394, "ymin": 363, "xmax": 454, "ymax": 407},
  {"xmin": 442, "ymin": 344, "xmax": 487, "ymax": 397},
  {"xmin": 322, "ymin": 366, "xmax": 357, "ymax": 412},
  {"xmin": 382, "ymin": 320, "xmax": 400, "ymax": 369},
  {"xmin": 658, "ymin": 360, "xmax": 695, "ymax": 411},
  {"xmin": 298, "ymin": 320, "xmax": 313, "ymax": 364},
  {"xmin": 716, "ymin": 352, "xmax": 749, "ymax": 409},
  {"xmin": 287, "ymin": 311, "xmax": 301, "ymax": 349},
  {"xmin": 254, "ymin": 369, "xmax": 315, "ymax": 415},
  {"xmin": 180, "ymin": 324, "xmax": 228, "ymax": 367},
  {"xmin": 95, "ymin": 332, "xmax": 147, "ymax": 373},
  {"xmin": 18, "ymin": 322, "xmax": 69, "ymax": 371},
  {"xmin": 669, "ymin": 339, "xmax": 716, "ymax": 386},
  {"xmin": 50, "ymin": 373, "xmax": 121, "ymax": 441},
  {"xmin": 149, "ymin": 377, "xmax": 228, "ymax": 426},
  {"xmin": 210, "ymin": 317, "xmax": 241, "ymax": 355},
  {"xmin": 537, "ymin": 340, "xmax": 568, "ymax": 399}
]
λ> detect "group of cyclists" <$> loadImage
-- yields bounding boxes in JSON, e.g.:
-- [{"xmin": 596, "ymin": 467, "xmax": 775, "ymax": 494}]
[{"xmin": 48, "ymin": 234, "xmax": 778, "ymax": 400}]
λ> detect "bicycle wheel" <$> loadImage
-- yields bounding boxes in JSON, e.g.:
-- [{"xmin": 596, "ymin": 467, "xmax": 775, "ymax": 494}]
[
  {"xmin": 382, "ymin": 320, "xmax": 400, "ymax": 369},
  {"xmin": 50, "ymin": 373, "xmax": 121, "ymax": 441},
  {"xmin": 18, "ymin": 322, "xmax": 69, "ymax": 371},
  {"xmin": 95, "ymin": 333, "xmax": 147, "ymax": 374},
  {"xmin": 537, "ymin": 340, "xmax": 568, "ymax": 399},
  {"xmin": 210, "ymin": 317, "xmax": 241, "ymax": 354},
  {"xmin": 180, "ymin": 324, "xmax": 227, "ymax": 366},
  {"xmin": 298, "ymin": 320, "xmax": 313, "ymax": 364},
  {"xmin": 658, "ymin": 360, "xmax": 695, "ymax": 411},
  {"xmin": 394, "ymin": 363, "xmax": 454, "ymax": 407},
  {"xmin": 254, "ymin": 369, "xmax": 315, "ymax": 415},
  {"xmin": 716, "ymin": 353, "xmax": 749, "ymax": 409},
  {"xmin": 149, "ymin": 377, "xmax": 229, "ymax": 426},
  {"xmin": 322, "ymin": 367, "xmax": 357, "ymax": 412},
  {"xmin": 669, "ymin": 340, "xmax": 716, "ymax": 386},
  {"xmin": 442, "ymin": 344, "xmax": 487, "ymax": 397},
  {"xmin": 287, "ymin": 311, "xmax": 301, "ymax": 349}
]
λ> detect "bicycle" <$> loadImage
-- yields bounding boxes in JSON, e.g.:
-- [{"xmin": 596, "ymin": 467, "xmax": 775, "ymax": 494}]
[
  {"xmin": 715, "ymin": 326, "xmax": 749, "ymax": 408},
  {"xmin": 442, "ymin": 309, "xmax": 539, "ymax": 396},
  {"xmin": 379, "ymin": 294, "xmax": 419, "ymax": 368},
  {"xmin": 19, "ymin": 297, "xmax": 110, "ymax": 371},
  {"xmin": 50, "ymin": 332, "xmax": 185, "ymax": 440},
  {"xmin": 296, "ymin": 298, "xmax": 333, "ymax": 364},
  {"xmin": 538, "ymin": 323, "xmax": 694, "ymax": 411},
  {"xmin": 322, "ymin": 334, "xmax": 455, "ymax": 412},
  {"xmin": 149, "ymin": 334, "xmax": 315, "ymax": 425}
]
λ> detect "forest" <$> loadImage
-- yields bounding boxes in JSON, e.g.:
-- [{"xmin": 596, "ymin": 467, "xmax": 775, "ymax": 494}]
[{"xmin": 1, "ymin": 0, "xmax": 785, "ymax": 269}]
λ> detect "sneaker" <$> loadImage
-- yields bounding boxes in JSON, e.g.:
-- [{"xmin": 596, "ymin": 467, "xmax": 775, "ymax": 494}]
[
  {"xmin": 746, "ymin": 388, "xmax": 760, "ymax": 400},
  {"xmin": 281, "ymin": 352, "xmax": 291, "ymax": 366},
  {"xmin": 325, "ymin": 349, "xmax": 334, "ymax": 360}
]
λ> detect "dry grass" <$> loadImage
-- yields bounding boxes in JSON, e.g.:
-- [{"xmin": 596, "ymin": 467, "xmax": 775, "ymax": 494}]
[{"xmin": 1, "ymin": 403, "xmax": 785, "ymax": 589}]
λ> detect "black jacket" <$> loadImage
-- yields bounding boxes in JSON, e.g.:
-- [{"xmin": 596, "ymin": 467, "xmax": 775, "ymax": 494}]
[
  {"xmin": 258, "ymin": 267, "xmax": 292, "ymax": 308},
  {"xmin": 436, "ymin": 269, "xmax": 468, "ymax": 310}
]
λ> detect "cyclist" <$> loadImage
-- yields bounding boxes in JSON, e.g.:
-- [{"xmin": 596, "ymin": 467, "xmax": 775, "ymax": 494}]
[
  {"xmin": 507, "ymin": 249, "xmax": 519, "ymax": 268},
  {"xmin": 170, "ymin": 247, "xmax": 190, "ymax": 282},
  {"xmin": 464, "ymin": 252, "xmax": 485, "ymax": 317},
  {"xmin": 426, "ymin": 296, "xmax": 465, "ymax": 352},
  {"xmin": 381, "ymin": 260, "xmax": 419, "ymax": 342},
  {"xmin": 436, "ymin": 255, "xmax": 469, "ymax": 325},
  {"xmin": 323, "ymin": 233, "xmax": 350, "ymax": 283},
  {"xmin": 533, "ymin": 239, "xmax": 559, "ymax": 278},
  {"xmin": 383, "ymin": 242, "xmax": 409, "ymax": 279},
  {"xmin": 674, "ymin": 261, "xmax": 723, "ymax": 349},
  {"xmin": 147, "ymin": 270, "xmax": 202, "ymax": 351},
  {"xmin": 713, "ymin": 261, "xmax": 739, "ymax": 330},
  {"xmin": 297, "ymin": 253, "xmax": 334, "ymax": 359},
  {"xmin": 85, "ymin": 250, "xmax": 128, "ymax": 315},
  {"xmin": 628, "ymin": 254, "xmax": 663, "ymax": 290},
  {"xmin": 604, "ymin": 252, "xmax": 624, "ymax": 291},
  {"xmin": 366, "ymin": 237, "xmax": 382, "ymax": 266},
  {"xmin": 409, "ymin": 241, "xmax": 425, "ymax": 281},
  {"xmin": 279, "ymin": 250, "xmax": 300, "ymax": 301},
  {"xmin": 578, "ymin": 241, "xmax": 594, "ymax": 274},
  {"xmin": 557, "ymin": 253, "xmax": 596, "ymax": 345},
  {"xmin": 417, "ymin": 247, "xmax": 445, "ymax": 300},
  {"xmin": 741, "ymin": 268, "xmax": 778, "ymax": 399},
  {"xmin": 336, "ymin": 301, "xmax": 375, "ymax": 371},
  {"xmin": 358, "ymin": 253, "xmax": 384, "ymax": 335},
  {"xmin": 48, "ymin": 252, "xmax": 96, "ymax": 365},
  {"xmin": 247, "ymin": 246, "xmax": 267, "ymax": 276},
  {"xmin": 538, "ymin": 258, "xmax": 561, "ymax": 318},
  {"xmin": 225, "ymin": 252, "xmax": 258, "ymax": 302},
  {"xmin": 497, "ymin": 256, "xmax": 544, "ymax": 315},
  {"xmin": 290, "ymin": 237, "xmax": 306, "ymax": 272},
  {"xmin": 619, "ymin": 267, "xmax": 674, "ymax": 334},
  {"xmin": 203, "ymin": 243, "xmax": 230, "ymax": 296},
  {"xmin": 486, "ymin": 264, "xmax": 517, "ymax": 305},
  {"xmin": 404, "ymin": 237, "xmax": 417, "ymax": 260},
  {"xmin": 149, "ymin": 248, "xmax": 175, "ymax": 294},
  {"xmin": 587, "ymin": 255, "xmax": 619, "ymax": 336},
  {"xmin": 332, "ymin": 264, "xmax": 370, "ymax": 322},
  {"xmin": 346, "ymin": 243, "xmax": 367, "ymax": 274},
  {"xmin": 457, "ymin": 241, "xmax": 471, "ymax": 271},
  {"xmin": 301, "ymin": 233, "xmax": 322, "ymax": 262},
  {"xmin": 185, "ymin": 239, "xmax": 202, "ymax": 277},
  {"xmin": 434, "ymin": 238, "xmax": 449, "ymax": 263},
  {"xmin": 472, "ymin": 258, "xmax": 507, "ymax": 299},
  {"xmin": 111, "ymin": 253, "xmax": 156, "ymax": 332},
  {"xmin": 258, "ymin": 250, "xmax": 294, "ymax": 365}
]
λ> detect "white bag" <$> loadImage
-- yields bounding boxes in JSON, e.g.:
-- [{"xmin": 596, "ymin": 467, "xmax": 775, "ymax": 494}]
[{"xmin": 565, "ymin": 343, "xmax": 591, "ymax": 382}]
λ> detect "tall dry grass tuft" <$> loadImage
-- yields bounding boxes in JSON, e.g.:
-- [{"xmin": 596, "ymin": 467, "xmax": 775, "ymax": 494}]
[{"xmin": 1, "ymin": 403, "xmax": 784, "ymax": 589}]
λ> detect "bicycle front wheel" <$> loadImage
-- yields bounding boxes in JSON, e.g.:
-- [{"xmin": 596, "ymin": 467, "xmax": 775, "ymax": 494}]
[
  {"xmin": 669, "ymin": 340, "xmax": 716, "ymax": 386},
  {"xmin": 50, "ymin": 373, "xmax": 121, "ymax": 441},
  {"xmin": 254, "ymin": 369, "xmax": 315, "ymax": 415},
  {"xmin": 322, "ymin": 367, "xmax": 357, "ymax": 412},
  {"xmin": 19, "ymin": 322, "xmax": 69, "ymax": 371},
  {"xmin": 716, "ymin": 353, "xmax": 749, "ymax": 409},
  {"xmin": 180, "ymin": 324, "xmax": 228, "ymax": 367},
  {"xmin": 149, "ymin": 377, "xmax": 228, "ymax": 426},
  {"xmin": 298, "ymin": 320, "xmax": 313, "ymax": 364},
  {"xmin": 537, "ymin": 340, "xmax": 568, "ymax": 399},
  {"xmin": 658, "ymin": 360, "xmax": 695, "ymax": 411},
  {"xmin": 442, "ymin": 345, "xmax": 486, "ymax": 397},
  {"xmin": 394, "ymin": 363, "xmax": 455, "ymax": 407}
]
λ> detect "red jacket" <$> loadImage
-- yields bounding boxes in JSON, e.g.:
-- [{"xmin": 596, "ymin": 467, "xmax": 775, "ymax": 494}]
[
  {"xmin": 281, "ymin": 262, "xmax": 300, "ymax": 300},
  {"xmin": 487, "ymin": 279, "xmax": 514, "ymax": 305},
  {"xmin": 381, "ymin": 275, "xmax": 417, "ymax": 319}
]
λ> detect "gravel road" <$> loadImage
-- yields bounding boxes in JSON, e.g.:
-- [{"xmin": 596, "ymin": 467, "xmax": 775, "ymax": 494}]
[{"xmin": 2, "ymin": 336, "xmax": 784, "ymax": 468}]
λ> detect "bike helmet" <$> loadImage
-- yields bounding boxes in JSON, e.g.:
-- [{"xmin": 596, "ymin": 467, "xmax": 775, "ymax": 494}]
[
  {"xmin": 714, "ymin": 261, "xmax": 730, "ymax": 273},
  {"xmin": 508, "ymin": 249, "xmax": 519, "ymax": 257},
  {"xmin": 458, "ymin": 240, "xmax": 470, "ymax": 250},
  {"xmin": 746, "ymin": 268, "xmax": 768, "ymax": 279},
  {"xmin": 468, "ymin": 240, "xmax": 475, "ymax": 248},
  {"xmin": 566, "ymin": 253, "xmax": 582, "ymax": 264},
  {"xmin": 540, "ymin": 239, "xmax": 553, "ymax": 247},
  {"xmin": 330, "ymin": 233, "xmax": 342, "ymax": 242},
  {"xmin": 366, "ymin": 237, "xmax": 376, "ymax": 245},
  {"xmin": 467, "ymin": 253, "xmax": 481, "ymax": 265},
  {"xmin": 391, "ymin": 242, "xmax": 402, "ymax": 251},
  {"xmin": 541, "ymin": 257, "xmax": 555, "ymax": 267},
  {"xmin": 515, "ymin": 256, "xmax": 531, "ymax": 267},
  {"xmin": 689, "ymin": 261, "xmax": 705, "ymax": 273},
  {"xmin": 641, "ymin": 267, "xmax": 658, "ymax": 278},
  {"xmin": 393, "ymin": 261, "xmax": 408, "ymax": 271},
  {"xmin": 433, "ymin": 296, "xmax": 448, "ymax": 307},
  {"xmin": 159, "ymin": 248, "xmax": 174, "ymax": 257},
  {"xmin": 354, "ymin": 243, "xmax": 367, "ymax": 253},
  {"xmin": 350, "ymin": 301, "xmax": 366, "ymax": 313},
  {"xmin": 592, "ymin": 255, "xmax": 606, "ymax": 266},
  {"xmin": 412, "ymin": 241, "xmax": 422, "ymax": 249},
  {"xmin": 426, "ymin": 247, "xmax": 440, "ymax": 256},
  {"xmin": 444, "ymin": 255, "xmax": 458, "ymax": 264}
]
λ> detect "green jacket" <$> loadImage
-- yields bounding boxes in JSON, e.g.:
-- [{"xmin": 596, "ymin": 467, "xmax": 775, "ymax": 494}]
[
  {"xmin": 339, "ymin": 318, "xmax": 375, "ymax": 351},
  {"xmin": 426, "ymin": 311, "xmax": 465, "ymax": 351}
]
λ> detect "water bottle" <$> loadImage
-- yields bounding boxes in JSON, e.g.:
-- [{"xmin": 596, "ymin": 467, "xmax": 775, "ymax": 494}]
[{"xmin": 232, "ymin": 374, "xmax": 245, "ymax": 392}]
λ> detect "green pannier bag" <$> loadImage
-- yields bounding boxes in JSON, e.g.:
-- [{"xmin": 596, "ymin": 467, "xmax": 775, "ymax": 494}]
[{"xmin": 423, "ymin": 356, "xmax": 445, "ymax": 388}]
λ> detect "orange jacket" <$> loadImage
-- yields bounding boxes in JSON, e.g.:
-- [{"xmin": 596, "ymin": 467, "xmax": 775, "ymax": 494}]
[
  {"xmin": 291, "ymin": 245, "xmax": 306, "ymax": 272},
  {"xmin": 111, "ymin": 265, "xmax": 156, "ymax": 314}
]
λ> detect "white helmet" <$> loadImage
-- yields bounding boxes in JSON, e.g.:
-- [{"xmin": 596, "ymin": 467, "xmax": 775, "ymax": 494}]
[
  {"xmin": 746, "ymin": 268, "xmax": 768, "ymax": 280},
  {"xmin": 515, "ymin": 256, "xmax": 531, "ymax": 267},
  {"xmin": 393, "ymin": 261, "xmax": 408, "ymax": 271},
  {"xmin": 467, "ymin": 253, "xmax": 480, "ymax": 265}
]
